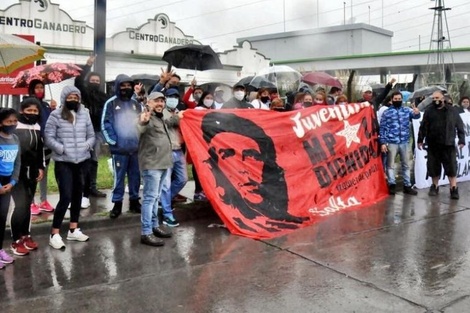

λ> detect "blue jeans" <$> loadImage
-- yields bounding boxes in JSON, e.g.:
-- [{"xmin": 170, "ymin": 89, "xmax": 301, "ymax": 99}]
[
  {"xmin": 386, "ymin": 143, "xmax": 411, "ymax": 186},
  {"xmin": 111, "ymin": 154, "xmax": 140, "ymax": 202},
  {"xmin": 161, "ymin": 150, "xmax": 188, "ymax": 218},
  {"xmin": 141, "ymin": 169, "xmax": 168, "ymax": 235}
]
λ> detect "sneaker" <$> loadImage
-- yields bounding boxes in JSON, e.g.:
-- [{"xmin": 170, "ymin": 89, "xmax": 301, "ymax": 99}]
[
  {"xmin": 172, "ymin": 194, "xmax": 187, "ymax": 203},
  {"xmin": 30, "ymin": 203, "xmax": 41, "ymax": 215},
  {"xmin": 39, "ymin": 200, "xmax": 54, "ymax": 212},
  {"xmin": 90, "ymin": 189, "xmax": 107, "ymax": 198},
  {"xmin": 81, "ymin": 197, "xmax": 91, "ymax": 209},
  {"xmin": 49, "ymin": 234, "xmax": 66, "ymax": 250},
  {"xmin": 66, "ymin": 228, "xmax": 89, "ymax": 242},
  {"xmin": 388, "ymin": 184, "xmax": 396, "ymax": 195},
  {"xmin": 403, "ymin": 186, "xmax": 418, "ymax": 195},
  {"xmin": 140, "ymin": 234, "xmax": 164, "ymax": 247},
  {"xmin": 0, "ymin": 249, "xmax": 15, "ymax": 264},
  {"xmin": 163, "ymin": 216, "xmax": 180, "ymax": 227},
  {"xmin": 450, "ymin": 186, "xmax": 459, "ymax": 200},
  {"xmin": 23, "ymin": 236, "xmax": 38, "ymax": 250},
  {"xmin": 11, "ymin": 240, "xmax": 30, "ymax": 256},
  {"xmin": 193, "ymin": 192, "xmax": 207, "ymax": 201},
  {"xmin": 428, "ymin": 184, "xmax": 439, "ymax": 196}
]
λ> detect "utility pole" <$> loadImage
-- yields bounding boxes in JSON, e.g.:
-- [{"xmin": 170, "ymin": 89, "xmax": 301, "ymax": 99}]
[
  {"xmin": 426, "ymin": 0, "xmax": 454, "ymax": 86},
  {"xmin": 381, "ymin": 0, "xmax": 384, "ymax": 27},
  {"xmin": 368, "ymin": 6, "xmax": 371, "ymax": 24},
  {"xmin": 350, "ymin": 0, "xmax": 353, "ymax": 24},
  {"xmin": 343, "ymin": 2, "xmax": 346, "ymax": 25},
  {"xmin": 94, "ymin": 0, "xmax": 106, "ymax": 89}
]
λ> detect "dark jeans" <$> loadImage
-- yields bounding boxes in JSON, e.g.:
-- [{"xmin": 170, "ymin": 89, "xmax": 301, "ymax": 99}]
[
  {"xmin": 11, "ymin": 174, "xmax": 38, "ymax": 241},
  {"xmin": 82, "ymin": 159, "xmax": 98, "ymax": 197},
  {"xmin": 52, "ymin": 161, "xmax": 86, "ymax": 229},
  {"xmin": 0, "ymin": 176, "xmax": 12, "ymax": 249},
  {"xmin": 192, "ymin": 165, "xmax": 203, "ymax": 193}
]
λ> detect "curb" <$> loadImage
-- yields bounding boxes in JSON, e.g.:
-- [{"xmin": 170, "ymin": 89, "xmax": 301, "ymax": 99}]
[{"xmin": 28, "ymin": 202, "xmax": 218, "ymax": 236}]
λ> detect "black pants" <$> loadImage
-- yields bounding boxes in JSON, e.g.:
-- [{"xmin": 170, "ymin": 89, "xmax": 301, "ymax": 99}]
[
  {"xmin": 192, "ymin": 165, "xmax": 203, "ymax": 193},
  {"xmin": 11, "ymin": 174, "xmax": 37, "ymax": 241},
  {"xmin": 82, "ymin": 159, "xmax": 98, "ymax": 197},
  {"xmin": 0, "ymin": 176, "xmax": 12, "ymax": 249},
  {"xmin": 52, "ymin": 161, "xmax": 85, "ymax": 230}
]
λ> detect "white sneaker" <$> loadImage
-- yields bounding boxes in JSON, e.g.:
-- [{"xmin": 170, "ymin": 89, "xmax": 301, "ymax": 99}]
[
  {"xmin": 66, "ymin": 228, "xmax": 89, "ymax": 242},
  {"xmin": 49, "ymin": 234, "xmax": 66, "ymax": 250},
  {"xmin": 81, "ymin": 197, "xmax": 90, "ymax": 209}
]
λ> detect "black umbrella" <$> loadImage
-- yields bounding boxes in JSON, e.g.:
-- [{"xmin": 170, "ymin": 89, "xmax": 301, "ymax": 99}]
[
  {"xmin": 411, "ymin": 85, "xmax": 446, "ymax": 100},
  {"xmin": 162, "ymin": 44, "xmax": 223, "ymax": 71},
  {"xmin": 198, "ymin": 82, "xmax": 231, "ymax": 93},
  {"xmin": 130, "ymin": 73, "xmax": 160, "ymax": 86},
  {"xmin": 236, "ymin": 76, "xmax": 254, "ymax": 88}
]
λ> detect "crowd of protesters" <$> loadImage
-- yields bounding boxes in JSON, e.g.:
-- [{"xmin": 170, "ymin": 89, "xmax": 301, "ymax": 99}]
[{"xmin": 0, "ymin": 54, "xmax": 467, "ymax": 267}]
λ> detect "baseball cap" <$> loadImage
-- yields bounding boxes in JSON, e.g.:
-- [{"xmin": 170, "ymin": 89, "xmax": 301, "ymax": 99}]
[
  {"xmin": 232, "ymin": 83, "xmax": 245, "ymax": 89},
  {"xmin": 165, "ymin": 88, "xmax": 180, "ymax": 97},
  {"xmin": 147, "ymin": 92, "xmax": 165, "ymax": 101},
  {"xmin": 362, "ymin": 86, "xmax": 373, "ymax": 93},
  {"xmin": 215, "ymin": 86, "xmax": 224, "ymax": 92}
]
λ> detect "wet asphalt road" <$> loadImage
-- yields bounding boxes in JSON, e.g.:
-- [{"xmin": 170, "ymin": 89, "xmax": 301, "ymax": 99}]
[{"xmin": 2, "ymin": 182, "xmax": 470, "ymax": 312}]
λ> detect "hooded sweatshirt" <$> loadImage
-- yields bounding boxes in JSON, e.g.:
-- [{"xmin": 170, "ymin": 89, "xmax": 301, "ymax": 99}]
[
  {"xmin": 44, "ymin": 86, "xmax": 95, "ymax": 164},
  {"xmin": 101, "ymin": 74, "xmax": 143, "ymax": 155},
  {"xmin": 28, "ymin": 79, "xmax": 52, "ymax": 137}
]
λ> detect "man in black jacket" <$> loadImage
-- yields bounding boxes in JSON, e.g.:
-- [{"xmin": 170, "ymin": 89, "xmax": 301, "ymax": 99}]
[
  {"xmin": 417, "ymin": 91, "xmax": 465, "ymax": 199},
  {"xmin": 75, "ymin": 55, "xmax": 109, "ymax": 205}
]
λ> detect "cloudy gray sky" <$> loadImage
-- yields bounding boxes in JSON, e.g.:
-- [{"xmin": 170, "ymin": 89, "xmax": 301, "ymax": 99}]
[{"xmin": 2, "ymin": 0, "xmax": 469, "ymax": 53}]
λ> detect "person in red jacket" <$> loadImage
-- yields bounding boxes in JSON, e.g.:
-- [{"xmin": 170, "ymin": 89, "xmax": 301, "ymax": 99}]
[{"xmin": 182, "ymin": 78, "xmax": 204, "ymax": 109}]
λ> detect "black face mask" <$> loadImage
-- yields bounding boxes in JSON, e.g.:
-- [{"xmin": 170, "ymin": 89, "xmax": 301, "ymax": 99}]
[
  {"xmin": 260, "ymin": 96, "xmax": 270, "ymax": 104},
  {"xmin": 88, "ymin": 83, "xmax": 100, "ymax": 91},
  {"xmin": 1, "ymin": 125, "xmax": 16, "ymax": 134},
  {"xmin": 303, "ymin": 102, "xmax": 313, "ymax": 108},
  {"xmin": 22, "ymin": 113, "xmax": 39, "ymax": 125},
  {"xmin": 392, "ymin": 101, "xmax": 402, "ymax": 108},
  {"xmin": 434, "ymin": 100, "xmax": 444, "ymax": 107},
  {"xmin": 65, "ymin": 100, "xmax": 79, "ymax": 112},
  {"xmin": 119, "ymin": 87, "xmax": 134, "ymax": 100}
]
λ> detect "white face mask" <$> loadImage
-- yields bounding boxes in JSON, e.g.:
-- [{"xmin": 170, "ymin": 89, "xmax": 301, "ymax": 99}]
[
  {"xmin": 166, "ymin": 98, "xmax": 178, "ymax": 109},
  {"xmin": 314, "ymin": 99, "xmax": 323, "ymax": 104},
  {"xmin": 203, "ymin": 99, "xmax": 214, "ymax": 108},
  {"xmin": 234, "ymin": 91, "xmax": 245, "ymax": 101}
]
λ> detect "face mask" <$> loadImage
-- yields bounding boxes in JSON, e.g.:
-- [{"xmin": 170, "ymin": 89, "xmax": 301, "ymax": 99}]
[
  {"xmin": 303, "ymin": 102, "xmax": 313, "ymax": 107},
  {"xmin": 119, "ymin": 87, "xmax": 134, "ymax": 100},
  {"xmin": 35, "ymin": 92, "xmax": 44, "ymax": 99},
  {"xmin": 363, "ymin": 93, "xmax": 372, "ymax": 101},
  {"xmin": 193, "ymin": 93, "xmax": 202, "ymax": 102},
  {"xmin": 88, "ymin": 83, "xmax": 100, "ymax": 91},
  {"xmin": 434, "ymin": 100, "xmax": 443, "ymax": 107},
  {"xmin": 314, "ymin": 100, "xmax": 323, "ymax": 104},
  {"xmin": 1, "ymin": 125, "xmax": 16, "ymax": 134},
  {"xmin": 392, "ymin": 101, "xmax": 402, "ymax": 108},
  {"xmin": 166, "ymin": 98, "xmax": 179, "ymax": 109},
  {"xmin": 234, "ymin": 91, "xmax": 245, "ymax": 101},
  {"xmin": 338, "ymin": 102, "xmax": 346, "ymax": 106},
  {"xmin": 203, "ymin": 99, "xmax": 214, "ymax": 108},
  {"xmin": 22, "ymin": 113, "xmax": 39, "ymax": 124},
  {"xmin": 260, "ymin": 96, "xmax": 270, "ymax": 104},
  {"xmin": 65, "ymin": 100, "xmax": 79, "ymax": 112}
]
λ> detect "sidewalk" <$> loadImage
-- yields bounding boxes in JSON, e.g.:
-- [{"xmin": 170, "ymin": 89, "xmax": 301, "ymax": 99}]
[{"xmin": 11, "ymin": 180, "xmax": 217, "ymax": 235}]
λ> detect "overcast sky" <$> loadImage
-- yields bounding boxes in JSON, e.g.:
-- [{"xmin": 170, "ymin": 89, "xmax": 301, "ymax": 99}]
[{"xmin": 2, "ymin": 0, "xmax": 469, "ymax": 53}]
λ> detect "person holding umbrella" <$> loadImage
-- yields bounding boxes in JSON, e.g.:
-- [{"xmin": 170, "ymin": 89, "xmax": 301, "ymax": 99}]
[
  {"xmin": 28, "ymin": 79, "xmax": 56, "ymax": 215},
  {"xmin": 182, "ymin": 78, "xmax": 204, "ymax": 109},
  {"xmin": 44, "ymin": 86, "xmax": 95, "ymax": 250},
  {"xmin": 221, "ymin": 83, "xmax": 253, "ymax": 109}
]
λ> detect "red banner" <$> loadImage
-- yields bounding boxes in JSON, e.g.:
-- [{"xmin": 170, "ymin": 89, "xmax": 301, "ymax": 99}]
[
  {"xmin": 180, "ymin": 103, "xmax": 388, "ymax": 239},
  {"xmin": 0, "ymin": 34, "xmax": 34, "ymax": 95}
]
